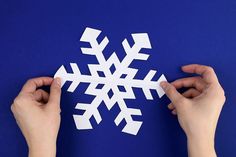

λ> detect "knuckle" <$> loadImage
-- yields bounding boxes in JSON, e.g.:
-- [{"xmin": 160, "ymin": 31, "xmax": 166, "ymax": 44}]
[
  {"xmin": 220, "ymin": 88, "xmax": 226, "ymax": 102},
  {"xmin": 25, "ymin": 79, "xmax": 34, "ymax": 87},
  {"xmin": 222, "ymin": 95, "xmax": 226, "ymax": 102},
  {"xmin": 26, "ymin": 78, "xmax": 33, "ymax": 84},
  {"xmin": 219, "ymin": 94, "xmax": 226, "ymax": 107},
  {"xmin": 26, "ymin": 78, "xmax": 38, "ymax": 85},
  {"xmin": 57, "ymin": 107, "xmax": 61, "ymax": 113},
  {"xmin": 215, "ymin": 84, "xmax": 225, "ymax": 96},
  {"xmin": 12, "ymin": 95, "xmax": 27, "ymax": 109},
  {"xmin": 211, "ymin": 84, "xmax": 226, "ymax": 104},
  {"xmin": 13, "ymin": 97, "xmax": 21, "ymax": 106},
  {"xmin": 206, "ymin": 66, "xmax": 215, "ymax": 73},
  {"xmin": 10, "ymin": 104, "xmax": 15, "ymax": 112},
  {"xmin": 220, "ymin": 88, "xmax": 225, "ymax": 97}
]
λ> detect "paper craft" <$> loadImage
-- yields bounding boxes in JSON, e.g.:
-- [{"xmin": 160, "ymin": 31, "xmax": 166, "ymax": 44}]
[{"xmin": 54, "ymin": 27, "xmax": 167, "ymax": 135}]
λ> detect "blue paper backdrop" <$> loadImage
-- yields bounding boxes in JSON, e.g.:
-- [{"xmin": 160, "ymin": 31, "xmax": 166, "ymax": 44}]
[{"xmin": 0, "ymin": 0, "xmax": 236, "ymax": 156}]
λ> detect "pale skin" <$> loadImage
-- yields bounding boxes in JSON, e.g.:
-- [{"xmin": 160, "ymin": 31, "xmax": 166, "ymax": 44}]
[{"xmin": 11, "ymin": 64, "xmax": 225, "ymax": 157}]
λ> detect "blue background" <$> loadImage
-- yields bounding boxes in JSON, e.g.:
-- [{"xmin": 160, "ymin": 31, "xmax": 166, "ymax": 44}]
[{"xmin": 0, "ymin": 0, "xmax": 236, "ymax": 156}]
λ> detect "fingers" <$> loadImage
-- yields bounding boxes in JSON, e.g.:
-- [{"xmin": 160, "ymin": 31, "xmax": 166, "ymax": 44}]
[
  {"xmin": 171, "ymin": 76, "xmax": 206, "ymax": 92},
  {"xmin": 181, "ymin": 64, "xmax": 218, "ymax": 84},
  {"xmin": 160, "ymin": 81, "xmax": 186, "ymax": 107},
  {"xmin": 182, "ymin": 88, "xmax": 201, "ymax": 98},
  {"xmin": 34, "ymin": 89, "xmax": 49, "ymax": 103},
  {"xmin": 48, "ymin": 78, "xmax": 61, "ymax": 108},
  {"xmin": 167, "ymin": 104, "xmax": 177, "ymax": 115},
  {"xmin": 168, "ymin": 103, "xmax": 177, "ymax": 115},
  {"xmin": 168, "ymin": 103, "xmax": 175, "ymax": 110},
  {"xmin": 21, "ymin": 77, "xmax": 53, "ymax": 93},
  {"xmin": 171, "ymin": 109, "xmax": 177, "ymax": 115},
  {"xmin": 167, "ymin": 88, "xmax": 200, "ymax": 115}
]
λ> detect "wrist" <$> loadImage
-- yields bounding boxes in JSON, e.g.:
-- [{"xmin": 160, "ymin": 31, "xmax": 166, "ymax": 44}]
[
  {"xmin": 28, "ymin": 142, "xmax": 56, "ymax": 157},
  {"xmin": 187, "ymin": 135, "xmax": 216, "ymax": 157}
]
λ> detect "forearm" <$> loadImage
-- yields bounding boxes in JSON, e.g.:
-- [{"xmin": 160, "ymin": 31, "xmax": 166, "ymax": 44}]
[{"xmin": 187, "ymin": 135, "xmax": 216, "ymax": 157}]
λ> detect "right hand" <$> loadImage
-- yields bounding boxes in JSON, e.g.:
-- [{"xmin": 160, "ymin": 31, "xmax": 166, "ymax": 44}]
[
  {"xmin": 160, "ymin": 64, "xmax": 226, "ymax": 157},
  {"xmin": 11, "ymin": 77, "xmax": 61, "ymax": 157}
]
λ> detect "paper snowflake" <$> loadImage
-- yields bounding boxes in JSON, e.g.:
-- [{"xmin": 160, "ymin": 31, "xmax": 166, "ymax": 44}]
[{"xmin": 54, "ymin": 27, "xmax": 166, "ymax": 135}]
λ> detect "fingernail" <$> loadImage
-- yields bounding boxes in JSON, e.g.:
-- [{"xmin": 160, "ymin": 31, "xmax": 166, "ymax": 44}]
[
  {"xmin": 160, "ymin": 81, "xmax": 168, "ymax": 91},
  {"xmin": 55, "ymin": 77, "xmax": 61, "ymax": 86}
]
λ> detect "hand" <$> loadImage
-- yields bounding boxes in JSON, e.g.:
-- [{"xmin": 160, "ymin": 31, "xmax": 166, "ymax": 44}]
[
  {"xmin": 160, "ymin": 64, "xmax": 225, "ymax": 157},
  {"xmin": 11, "ymin": 77, "xmax": 61, "ymax": 157}
]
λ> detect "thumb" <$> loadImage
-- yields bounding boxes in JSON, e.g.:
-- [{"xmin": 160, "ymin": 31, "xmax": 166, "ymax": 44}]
[
  {"xmin": 160, "ymin": 81, "xmax": 186, "ymax": 107},
  {"xmin": 48, "ymin": 77, "xmax": 61, "ymax": 107}
]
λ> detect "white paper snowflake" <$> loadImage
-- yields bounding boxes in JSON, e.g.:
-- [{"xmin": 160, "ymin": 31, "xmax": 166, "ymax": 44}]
[{"xmin": 54, "ymin": 27, "xmax": 167, "ymax": 135}]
